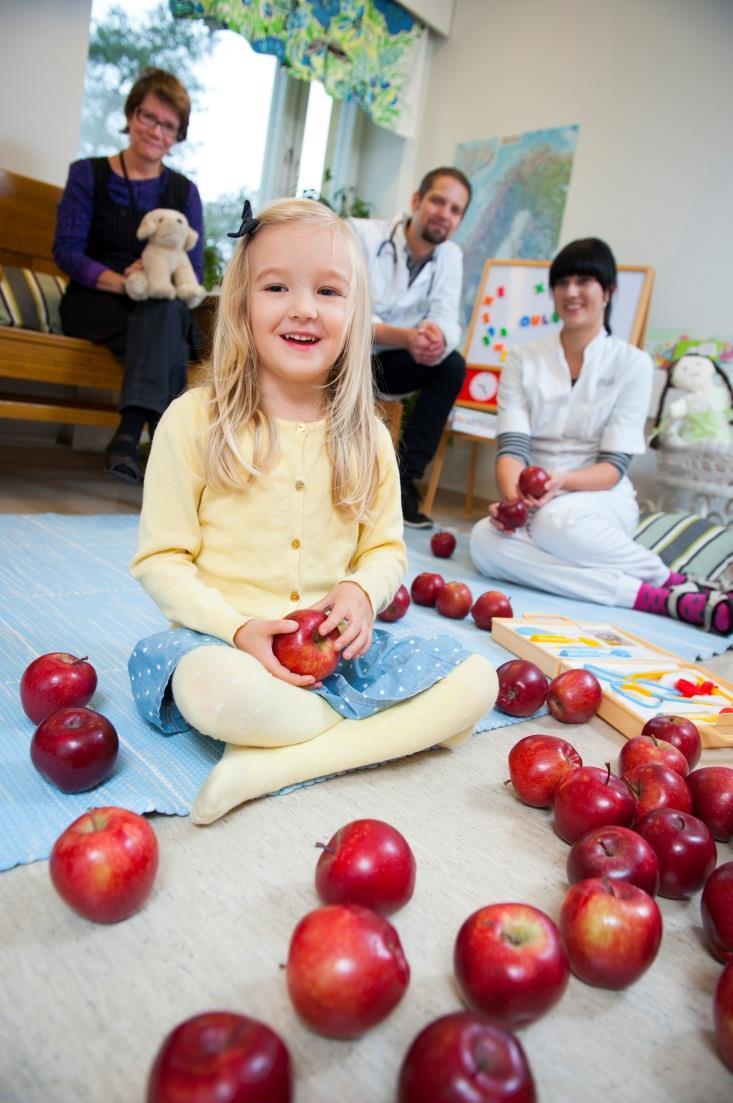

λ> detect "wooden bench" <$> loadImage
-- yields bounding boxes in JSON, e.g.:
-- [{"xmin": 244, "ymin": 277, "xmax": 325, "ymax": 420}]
[{"xmin": 0, "ymin": 167, "xmax": 212, "ymax": 429}]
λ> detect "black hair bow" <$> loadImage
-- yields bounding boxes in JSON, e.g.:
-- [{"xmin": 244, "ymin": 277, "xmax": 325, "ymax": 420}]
[{"xmin": 227, "ymin": 199, "xmax": 260, "ymax": 239}]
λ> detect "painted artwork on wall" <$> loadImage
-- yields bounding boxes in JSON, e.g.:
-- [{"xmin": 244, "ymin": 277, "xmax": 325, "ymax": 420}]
[{"xmin": 453, "ymin": 126, "xmax": 580, "ymax": 329}]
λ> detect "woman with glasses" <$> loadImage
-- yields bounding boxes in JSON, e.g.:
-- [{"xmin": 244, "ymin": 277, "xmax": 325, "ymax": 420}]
[{"xmin": 53, "ymin": 68, "xmax": 204, "ymax": 485}]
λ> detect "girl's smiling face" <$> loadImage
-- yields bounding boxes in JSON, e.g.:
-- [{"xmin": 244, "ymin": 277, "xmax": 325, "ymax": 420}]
[
  {"xmin": 552, "ymin": 273, "xmax": 608, "ymax": 334},
  {"xmin": 248, "ymin": 222, "xmax": 352, "ymax": 416}
]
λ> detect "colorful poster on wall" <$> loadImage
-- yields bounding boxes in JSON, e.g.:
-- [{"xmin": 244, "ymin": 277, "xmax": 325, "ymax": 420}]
[{"xmin": 453, "ymin": 126, "xmax": 580, "ymax": 329}]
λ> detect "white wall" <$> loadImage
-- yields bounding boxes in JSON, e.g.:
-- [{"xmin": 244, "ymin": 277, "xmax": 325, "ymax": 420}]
[{"xmin": 0, "ymin": 0, "xmax": 92, "ymax": 185}]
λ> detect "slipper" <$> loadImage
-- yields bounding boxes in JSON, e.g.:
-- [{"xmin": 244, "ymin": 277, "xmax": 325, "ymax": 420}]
[
  {"xmin": 104, "ymin": 439, "xmax": 143, "ymax": 487},
  {"xmin": 666, "ymin": 582, "xmax": 732, "ymax": 636}
]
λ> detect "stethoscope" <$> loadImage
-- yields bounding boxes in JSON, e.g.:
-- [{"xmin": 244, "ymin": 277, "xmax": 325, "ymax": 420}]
[{"xmin": 375, "ymin": 218, "xmax": 436, "ymax": 317}]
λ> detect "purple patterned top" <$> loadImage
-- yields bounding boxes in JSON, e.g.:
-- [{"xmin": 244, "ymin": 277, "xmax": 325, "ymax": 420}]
[{"xmin": 53, "ymin": 158, "xmax": 204, "ymax": 288}]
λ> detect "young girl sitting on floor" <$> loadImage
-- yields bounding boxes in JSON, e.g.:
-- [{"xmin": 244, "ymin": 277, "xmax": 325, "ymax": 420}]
[
  {"xmin": 470, "ymin": 237, "xmax": 731, "ymax": 636},
  {"xmin": 129, "ymin": 198, "xmax": 497, "ymax": 824}
]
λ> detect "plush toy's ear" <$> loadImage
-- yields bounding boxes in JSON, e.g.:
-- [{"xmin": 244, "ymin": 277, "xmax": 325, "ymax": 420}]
[
  {"xmin": 184, "ymin": 227, "xmax": 199, "ymax": 251},
  {"xmin": 137, "ymin": 211, "xmax": 159, "ymax": 241}
]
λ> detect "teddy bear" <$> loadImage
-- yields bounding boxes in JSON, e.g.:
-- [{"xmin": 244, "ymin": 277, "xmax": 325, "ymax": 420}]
[
  {"xmin": 124, "ymin": 208, "xmax": 206, "ymax": 309},
  {"xmin": 650, "ymin": 352, "xmax": 733, "ymax": 449}
]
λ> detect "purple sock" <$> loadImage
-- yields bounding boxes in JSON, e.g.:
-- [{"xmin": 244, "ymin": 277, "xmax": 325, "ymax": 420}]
[{"xmin": 633, "ymin": 582, "xmax": 671, "ymax": 615}]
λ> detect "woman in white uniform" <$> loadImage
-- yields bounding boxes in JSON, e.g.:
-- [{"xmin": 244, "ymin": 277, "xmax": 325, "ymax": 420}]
[{"xmin": 470, "ymin": 238, "xmax": 731, "ymax": 635}]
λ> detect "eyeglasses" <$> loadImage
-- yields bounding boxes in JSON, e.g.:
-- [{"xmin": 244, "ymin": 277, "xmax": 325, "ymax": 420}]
[{"xmin": 134, "ymin": 107, "xmax": 180, "ymax": 140}]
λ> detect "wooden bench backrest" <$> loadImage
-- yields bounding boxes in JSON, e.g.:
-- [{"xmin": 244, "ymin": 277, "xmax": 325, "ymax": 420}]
[{"xmin": 0, "ymin": 167, "xmax": 64, "ymax": 275}]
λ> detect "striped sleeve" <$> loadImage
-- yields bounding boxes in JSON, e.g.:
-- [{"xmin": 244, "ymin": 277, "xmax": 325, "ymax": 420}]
[
  {"xmin": 598, "ymin": 451, "xmax": 632, "ymax": 476},
  {"xmin": 496, "ymin": 432, "xmax": 531, "ymax": 464}
]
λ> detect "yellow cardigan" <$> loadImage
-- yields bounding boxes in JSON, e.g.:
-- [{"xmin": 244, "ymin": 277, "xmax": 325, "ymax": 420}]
[{"xmin": 131, "ymin": 388, "xmax": 407, "ymax": 644}]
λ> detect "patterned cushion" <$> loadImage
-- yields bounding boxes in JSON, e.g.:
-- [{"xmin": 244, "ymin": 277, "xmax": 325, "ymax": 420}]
[
  {"xmin": 0, "ymin": 264, "xmax": 66, "ymax": 335},
  {"xmin": 636, "ymin": 511, "xmax": 733, "ymax": 582}
]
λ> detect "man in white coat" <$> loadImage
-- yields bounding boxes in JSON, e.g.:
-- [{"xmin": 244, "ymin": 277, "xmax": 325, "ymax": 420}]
[{"xmin": 349, "ymin": 167, "xmax": 471, "ymax": 527}]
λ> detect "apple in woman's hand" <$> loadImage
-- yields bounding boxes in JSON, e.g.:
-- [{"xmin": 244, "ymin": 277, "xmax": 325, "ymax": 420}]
[
  {"xmin": 518, "ymin": 465, "xmax": 551, "ymax": 499},
  {"xmin": 146, "ymin": 1011, "xmax": 293, "ymax": 1103},
  {"xmin": 272, "ymin": 609, "xmax": 340, "ymax": 679},
  {"xmin": 471, "ymin": 590, "xmax": 513, "ymax": 630},
  {"xmin": 508, "ymin": 733, "xmax": 582, "ymax": 808},
  {"xmin": 430, "ymin": 530, "xmax": 456, "ymax": 558},
  {"xmin": 559, "ymin": 877, "xmax": 663, "ymax": 989},
  {"xmin": 286, "ymin": 904, "xmax": 409, "ymax": 1038},
  {"xmin": 495, "ymin": 498, "xmax": 529, "ymax": 531},
  {"xmin": 20, "ymin": 651, "xmax": 97, "ymax": 723},
  {"xmin": 315, "ymin": 818, "xmax": 416, "ymax": 915},
  {"xmin": 31, "ymin": 706, "xmax": 118, "ymax": 793},
  {"xmin": 397, "ymin": 1012, "xmax": 536, "ymax": 1103},
  {"xmin": 50, "ymin": 806, "xmax": 158, "ymax": 923},
  {"xmin": 377, "ymin": 585, "xmax": 411, "ymax": 622}
]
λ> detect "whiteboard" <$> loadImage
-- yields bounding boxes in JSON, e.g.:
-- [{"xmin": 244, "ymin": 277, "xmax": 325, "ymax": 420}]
[{"xmin": 464, "ymin": 259, "xmax": 654, "ymax": 370}]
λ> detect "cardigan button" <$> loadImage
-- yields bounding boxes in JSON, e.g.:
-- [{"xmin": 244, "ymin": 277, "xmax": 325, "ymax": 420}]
[
  {"xmin": 290, "ymin": 591, "xmax": 300, "ymax": 602},
  {"xmin": 295, "ymin": 480, "xmax": 305, "ymax": 491},
  {"xmin": 291, "ymin": 539, "xmax": 301, "ymax": 549}
]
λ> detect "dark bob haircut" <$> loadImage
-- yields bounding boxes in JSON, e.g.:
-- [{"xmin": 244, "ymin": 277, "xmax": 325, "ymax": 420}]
[
  {"xmin": 549, "ymin": 237, "xmax": 617, "ymax": 333},
  {"xmin": 417, "ymin": 166, "xmax": 472, "ymax": 211},
  {"xmin": 123, "ymin": 67, "xmax": 191, "ymax": 142}
]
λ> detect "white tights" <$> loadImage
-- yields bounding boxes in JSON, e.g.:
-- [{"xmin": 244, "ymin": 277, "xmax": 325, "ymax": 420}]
[{"xmin": 171, "ymin": 648, "xmax": 498, "ymax": 824}]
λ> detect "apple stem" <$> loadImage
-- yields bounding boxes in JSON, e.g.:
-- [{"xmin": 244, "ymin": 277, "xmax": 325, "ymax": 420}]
[
  {"xmin": 314, "ymin": 842, "xmax": 335, "ymax": 854},
  {"xmin": 72, "ymin": 656, "xmax": 89, "ymax": 665},
  {"xmin": 603, "ymin": 762, "xmax": 612, "ymax": 785}
]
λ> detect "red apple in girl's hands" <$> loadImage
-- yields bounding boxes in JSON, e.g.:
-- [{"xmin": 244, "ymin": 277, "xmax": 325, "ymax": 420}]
[
  {"xmin": 622, "ymin": 762, "xmax": 693, "ymax": 822},
  {"xmin": 566, "ymin": 826, "xmax": 660, "ymax": 896},
  {"xmin": 146, "ymin": 1011, "xmax": 293, "ymax": 1103},
  {"xmin": 453, "ymin": 903, "xmax": 569, "ymax": 1029},
  {"xmin": 496, "ymin": 660, "xmax": 548, "ymax": 717},
  {"xmin": 31, "ymin": 705, "xmax": 119, "ymax": 792},
  {"xmin": 518, "ymin": 466, "xmax": 551, "ymax": 500},
  {"xmin": 687, "ymin": 766, "xmax": 733, "ymax": 841},
  {"xmin": 272, "ymin": 609, "xmax": 341, "ymax": 679},
  {"xmin": 20, "ymin": 651, "xmax": 98, "ymax": 723},
  {"xmin": 397, "ymin": 1012, "xmax": 536, "ymax": 1103},
  {"xmin": 641, "ymin": 714, "xmax": 702, "ymax": 768},
  {"xmin": 559, "ymin": 877, "xmax": 663, "ymax": 989},
  {"xmin": 315, "ymin": 818, "xmax": 416, "ymax": 915},
  {"xmin": 495, "ymin": 498, "xmax": 529, "ymax": 531},
  {"xmin": 285, "ymin": 904, "xmax": 409, "ymax": 1038},
  {"xmin": 435, "ymin": 581, "xmax": 473, "ymax": 619},
  {"xmin": 50, "ymin": 806, "xmax": 158, "ymax": 923},
  {"xmin": 547, "ymin": 668, "xmax": 602, "ymax": 724},
  {"xmin": 618, "ymin": 734, "xmax": 689, "ymax": 778},
  {"xmin": 636, "ymin": 808, "xmax": 717, "ymax": 899},
  {"xmin": 430, "ymin": 530, "xmax": 456, "ymax": 558},
  {"xmin": 714, "ymin": 961, "xmax": 733, "ymax": 1071},
  {"xmin": 471, "ymin": 590, "xmax": 513, "ymax": 630},
  {"xmin": 410, "ymin": 572, "xmax": 445, "ymax": 607},
  {"xmin": 701, "ymin": 862, "xmax": 733, "ymax": 962},
  {"xmin": 552, "ymin": 765, "xmax": 636, "ymax": 844},
  {"xmin": 508, "ymin": 733, "xmax": 582, "ymax": 807},
  {"xmin": 378, "ymin": 585, "xmax": 411, "ymax": 623}
]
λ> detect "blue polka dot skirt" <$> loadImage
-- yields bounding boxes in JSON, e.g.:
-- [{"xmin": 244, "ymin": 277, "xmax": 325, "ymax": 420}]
[{"xmin": 128, "ymin": 626, "xmax": 472, "ymax": 735}]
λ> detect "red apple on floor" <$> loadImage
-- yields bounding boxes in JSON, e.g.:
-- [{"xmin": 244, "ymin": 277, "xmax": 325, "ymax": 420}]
[
  {"xmin": 687, "ymin": 766, "xmax": 733, "ymax": 842},
  {"xmin": 553, "ymin": 765, "xmax": 636, "ymax": 844},
  {"xmin": 272, "ymin": 609, "xmax": 341, "ymax": 679},
  {"xmin": 508, "ymin": 733, "xmax": 582, "ymax": 808},
  {"xmin": 20, "ymin": 651, "xmax": 97, "ymax": 724},
  {"xmin": 435, "ymin": 580, "xmax": 473, "ymax": 619},
  {"xmin": 641, "ymin": 715, "xmax": 702, "ymax": 768},
  {"xmin": 285, "ymin": 903, "xmax": 409, "ymax": 1038},
  {"xmin": 146, "ymin": 1011, "xmax": 292, "ymax": 1103},
  {"xmin": 397, "ymin": 1012, "xmax": 536, "ymax": 1103},
  {"xmin": 518, "ymin": 466, "xmax": 551, "ymax": 500},
  {"xmin": 314, "ymin": 818, "xmax": 416, "ymax": 915},
  {"xmin": 636, "ymin": 808, "xmax": 717, "ymax": 899},
  {"xmin": 566, "ymin": 825, "xmax": 660, "ymax": 896},
  {"xmin": 547, "ymin": 668, "xmax": 602, "ymax": 724},
  {"xmin": 378, "ymin": 585, "xmax": 411, "ymax": 623},
  {"xmin": 495, "ymin": 498, "xmax": 529, "ymax": 531},
  {"xmin": 701, "ymin": 861, "xmax": 733, "ymax": 963},
  {"xmin": 496, "ymin": 660, "xmax": 548, "ymax": 718},
  {"xmin": 472, "ymin": 590, "xmax": 513, "ymax": 630},
  {"xmin": 559, "ymin": 877, "xmax": 662, "ymax": 989},
  {"xmin": 430, "ymin": 530, "xmax": 457, "ymax": 558},
  {"xmin": 714, "ymin": 960, "xmax": 733, "ymax": 1071},
  {"xmin": 50, "ymin": 806, "xmax": 158, "ymax": 923},
  {"xmin": 618, "ymin": 734, "xmax": 689, "ymax": 778},
  {"xmin": 622, "ymin": 762, "xmax": 693, "ymax": 822},
  {"xmin": 410, "ymin": 571, "xmax": 446, "ymax": 607},
  {"xmin": 30, "ymin": 705, "xmax": 118, "ymax": 793},
  {"xmin": 453, "ymin": 902, "xmax": 569, "ymax": 1029}
]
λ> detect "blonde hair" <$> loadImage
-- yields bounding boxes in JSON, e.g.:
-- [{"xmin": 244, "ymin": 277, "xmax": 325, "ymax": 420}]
[{"xmin": 204, "ymin": 198, "xmax": 379, "ymax": 519}]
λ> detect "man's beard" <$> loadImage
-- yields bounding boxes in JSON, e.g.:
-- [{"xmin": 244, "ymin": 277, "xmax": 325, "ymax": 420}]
[{"xmin": 421, "ymin": 223, "xmax": 447, "ymax": 246}]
